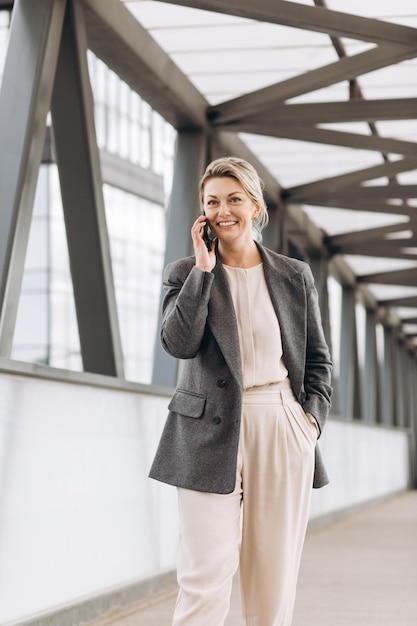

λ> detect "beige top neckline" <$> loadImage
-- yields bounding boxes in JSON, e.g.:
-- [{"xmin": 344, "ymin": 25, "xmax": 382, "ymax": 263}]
[
  {"xmin": 223, "ymin": 263, "xmax": 288, "ymax": 389},
  {"xmin": 222, "ymin": 262, "xmax": 263, "ymax": 271}
]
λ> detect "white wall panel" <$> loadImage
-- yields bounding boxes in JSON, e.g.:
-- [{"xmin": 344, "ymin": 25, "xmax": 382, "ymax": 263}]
[
  {"xmin": 0, "ymin": 371, "xmax": 176, "ymax": 623},
  {"xmin": 0, "ymin": 369, "xmax": 411, "ymax": 622},
  {"xmin": 311, "ymin": 419, "xmax": 410, "ymax": 519}
]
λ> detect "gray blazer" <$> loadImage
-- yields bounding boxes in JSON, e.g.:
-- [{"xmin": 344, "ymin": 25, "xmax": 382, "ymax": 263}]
[{"xmin": 149, "ymin": 243, "xmax": 333, "ymax": 493}]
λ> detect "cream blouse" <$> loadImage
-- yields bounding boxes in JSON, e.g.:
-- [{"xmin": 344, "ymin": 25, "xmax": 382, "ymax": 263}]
[{"xmin": 223, "ymin": 263, "xmax": 289, "ymax": 390}]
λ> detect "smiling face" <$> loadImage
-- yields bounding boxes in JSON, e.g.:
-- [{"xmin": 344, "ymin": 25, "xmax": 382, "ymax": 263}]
[{"xmin": 202, "ymin": 176, "xmax": 259, "ymax": 247}]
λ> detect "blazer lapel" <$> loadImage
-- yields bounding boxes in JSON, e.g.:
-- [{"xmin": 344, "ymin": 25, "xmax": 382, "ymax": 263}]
[
  {"xmin": 258, "ymin": 245, "xmax": 306, "ymax": 396},
  {"xmin": 207, "ymin": 259, "xmax": 243, "ymax": 387}
]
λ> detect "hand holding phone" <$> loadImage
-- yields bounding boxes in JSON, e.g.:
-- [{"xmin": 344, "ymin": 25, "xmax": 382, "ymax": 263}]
[
  {"xmin": 202, "ymin": 212, "xmax": 213, "ymax": 252},
  {"xmin": 192, "ymin": 214, "xmax": 216, "ymax": 272},
  {"xmin": 202, "ymin": 221, "xmax": 212, "ymax": 251}
]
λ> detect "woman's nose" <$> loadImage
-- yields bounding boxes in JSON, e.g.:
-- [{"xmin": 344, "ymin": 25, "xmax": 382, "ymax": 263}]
[{"xmin": 218, "ymin": 200, "xmax": 230, "ymax": 215}]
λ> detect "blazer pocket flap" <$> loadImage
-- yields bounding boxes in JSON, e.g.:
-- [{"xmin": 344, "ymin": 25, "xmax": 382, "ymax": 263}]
[{"xmin": 168, "ymin": 390, "xmax": 206, "ymax": 418}]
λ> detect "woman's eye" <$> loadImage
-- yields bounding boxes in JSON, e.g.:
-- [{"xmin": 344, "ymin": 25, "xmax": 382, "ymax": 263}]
[
  {"xmin": 207, "ymin": 199, "xmax": 217, "ymax": 206},
  {"xmin": 230, "ymin": 197, "xmax": 242, "ymax": 203}
]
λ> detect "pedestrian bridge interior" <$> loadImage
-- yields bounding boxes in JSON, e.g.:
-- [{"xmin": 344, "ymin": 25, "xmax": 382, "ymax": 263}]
[{"xmin": 0, "ymin": 0, "xmax": 416, "ymax": 624}]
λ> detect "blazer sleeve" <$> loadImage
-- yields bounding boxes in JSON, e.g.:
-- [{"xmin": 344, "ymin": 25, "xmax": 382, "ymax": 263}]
[
  {"xmin": 160, "ymin": 260, "xmax": 215, "ymax": 359},
  {"xmin": 302, "ymin": 264, "xmax": 333, "ymax": 433}
]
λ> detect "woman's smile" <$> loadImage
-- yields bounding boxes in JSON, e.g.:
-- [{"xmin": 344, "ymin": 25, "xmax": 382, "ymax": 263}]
[{"xmin": 217, "ymin": 220, "xmax": 238, "ymax": 228}]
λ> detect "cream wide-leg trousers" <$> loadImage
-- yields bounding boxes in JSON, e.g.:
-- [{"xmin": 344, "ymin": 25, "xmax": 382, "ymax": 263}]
[{"xmin": 172, "ymin": 381, "xmax": 318, "ymax": 626}]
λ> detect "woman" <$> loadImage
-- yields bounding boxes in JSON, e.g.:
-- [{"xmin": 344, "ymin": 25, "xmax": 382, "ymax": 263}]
[{"xmin": 149, "ymin": 157, "xmax": 332, "ymax": 626}]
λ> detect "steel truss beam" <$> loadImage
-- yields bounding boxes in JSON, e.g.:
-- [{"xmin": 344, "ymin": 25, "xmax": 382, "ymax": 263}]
[
  {"xmin": 207, "ymin": 46, "xmax": 417, "ymax": 124},
  {"xmin": 285, "ymin": 158, "xmax": 417, "ymax": 203},
  {"xmin": 328, "ymin": 222, "xmax": 414, "ymax": 248},
  {"xmin": 313, "ymin": 185, "xmax": 417, "ymax": 202},
  {"xmin": 228, "ymin": 125, "xmax": 417, "ymax": 158},
  {"xmin": 51, "ymin": 0, "xmax": 124, "ymax": 377},
  {"xmin": 0, "ymin": 0, "xmax": 66, "ymax": 356},
  {"xmin": 81, "ymin": 0, "xmax": 208, "ymax": 130},
  {"xmin": 225, "ymin": 98, "xmax": 417, "ymax": 127},
  {"xmin": 358, "ymin": 267, "xmax": 417, "ymax": 287},
  {"xmin": 297, "ymin": 197, "xmax": 413, "ymax": 216},
  {"xmin": 379, "ymin": 296, "xmax": 417, "ymax": 308},
  {"xmin": 155, "ymin": 0, "xmax": 417, "ymax": 47}
]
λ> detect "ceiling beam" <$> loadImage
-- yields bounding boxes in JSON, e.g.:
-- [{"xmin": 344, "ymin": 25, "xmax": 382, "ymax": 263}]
[
  {"xmin": 298, "ymin": 196, "xmax": 413, "ymax": 216},
  {"xmin": 316, "ymin": 185, "xmax": 417, "ymax": 202},
  {"xmin": 81, "ymin": 0, "xmax": 209, "ymax": 130},
  {"xmin": 233, "ymin": 98, "xmax": 417, "ymax": 127},
  {"xmin": 339, "ymin": 248, "xmax": 417, "ymax": 261},
  {"xmin": 358, "ymin": 267, "xmax": 417, "ymax": 286},
  {"xmin": 344, "ymin": 238, "xmax": 417, "ymax": 250},
  {"xmin": 228, "ymin": 124, "xmax": 417, "ymax": 158},
  {"xmin": 378, "ymin": 295, "xmax": 417, "ymax": 307},
  {"xmin": 285, "ymin": 158, "xmax": 417, "ymax": 202},
  {"xmin": 80, "ymin": 0, "xmax": 283, "ymax": 204},
  {"xmin": 155, "ymin": 0, "xmax": 417, "ymax": 47},
  {"xmin": 207, "ymin": 45, "xmax": 417, "ymax": 123},
  {"xmin": 328, "ymin": 222, "xmax": 413, "ymax": 247},
  {"xmin": 337, "ymin": 240, "xmax": 417, "ymax": 258}
]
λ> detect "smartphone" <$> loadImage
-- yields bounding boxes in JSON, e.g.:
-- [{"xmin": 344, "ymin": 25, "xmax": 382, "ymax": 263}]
[{"xmin": 202, "ymin": 213, "xmax": 212, "ymax": 251}]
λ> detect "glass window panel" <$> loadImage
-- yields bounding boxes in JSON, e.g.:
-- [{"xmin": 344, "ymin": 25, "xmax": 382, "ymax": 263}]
[
  {"xmin": 49, "ymin": 291, "xmax": 82, "ymax": 371},
  {"xmin": 12, "ymin": 292, "xmax": 49, "ymax": 348},
  {"xmin": 328, "ymin": 276, "xmax": 342, "ymax": 381},
  {"xmin": 12, "ymin": 164, "xmax": 82, "ymax": 369},
  {"xmin": 20, "ymin": 271, "xmax": 49, "ymax": 292},
  {"xmin": 103, "ymin": 184, "xmax": 166, "ymax": 383}
]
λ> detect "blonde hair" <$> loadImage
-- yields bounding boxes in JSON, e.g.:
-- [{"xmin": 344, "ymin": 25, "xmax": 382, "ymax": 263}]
[{"xmin": 199, "ymin": 157, "xmax": 269, "ymax": 240}]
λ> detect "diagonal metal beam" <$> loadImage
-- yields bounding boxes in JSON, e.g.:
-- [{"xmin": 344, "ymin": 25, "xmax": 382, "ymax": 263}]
[
  {"xmin": 328, "ymin": 222, "xmax": 413, "ymax": 247},
  {"xmin": 156, "ymin": 0, "xmax": 417, "ymax": 47},
  {"xmin": 378, "ymin": 295, "xmax": 417, "ymax": 307},
  {"xmin": 358, "ymin": 267, "xmax": 417, "ymax": 286},
  {"xmin": 51, "ymin": 0, "xmax": 124, "ymax": 377},
  {"xmin": 81, "ymin": 0, "xmax": 208, "ymax": 130},
  {"xmin": 235, "ymin": 98, "xmax": 417, "ymax": 127},
  {"xmin": 0, "ymin": 0, "xmax": 66, "ymax": 356},
  {"xmin": 313, "ymin": 0, "xmax": 394, "ymax": 171},
  {"xmin": 285, "ymin": 158, "xmax": 417, "ymax": 203},
  {"xmin": 361, "ymin": 238, "xmax": 417, "ymax": 248},
  {"xmin": 80, "ymin": 0, "xmax": 283, "ymax": 202},
  {"xmin": 337, "ymin": 240, "xmax": 417, "ymax": 259},
  {"xmin": 229, "ymin": 124, "xmax": 417, "ymax": 158},
  {"xmin": 300, "ymin": 196, "xmax": 414, "ymax": 216},
  {"xmin": 316, "ymin": 185, "xmax": 417, "ymax": 202},
  {"xmin": 208, "ymin": 45, "xmax": 417, "ymax": 123},
  {"xmin": 339, "ymin": 248, "xmax": 417, "ymax": 261}
]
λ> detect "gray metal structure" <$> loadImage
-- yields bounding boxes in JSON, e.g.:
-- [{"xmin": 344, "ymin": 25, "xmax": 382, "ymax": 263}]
[{"xmin": 0, "ymin": 0, "xmax": 417, "ymax": 480}]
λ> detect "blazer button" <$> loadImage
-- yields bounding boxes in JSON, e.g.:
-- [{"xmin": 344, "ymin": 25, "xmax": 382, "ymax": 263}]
[
  {"xmin": 217, "ymin": 379, "xmax": 227, "ymax": 388},
  {"xmin": 213, "ymin": 416, "xmax": 222, "ymax": 425}
]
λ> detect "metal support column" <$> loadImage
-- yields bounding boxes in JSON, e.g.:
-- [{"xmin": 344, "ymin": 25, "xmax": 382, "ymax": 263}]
[
  {"xmin": 152, "ymin": 130, "xmax": 208, "ymax": 387},
  {"xmin": 364, "ymin": 308, "xmax": 379, "ymax": 423},
  {"xmin": 394, "ymin": 338, "xmax": 406, "ymax": 429},
  {"xmin": 339, "ymin": 285, "xmax": 361, "ymax": 419},
  {"xmin": 51, "ymin": 0, "xmax": 124, "ymax": 377},
  {"xmin": 410, "ymin": 355, "xmax": 417, "ymax": 488},
  {"xmin": 381, "ymin": 326, "xmax": 396, "ymax": 426},
  {"xmin": 262, "ymin": 201, "xmax": 285, "ymax": 253},
  {"xmin": 0, "ymin": 0, "xmax": 66, "ymax": 356},
  {"xmin": 310, "ymin": 255, "xmax": 332, "ymax": 351}
]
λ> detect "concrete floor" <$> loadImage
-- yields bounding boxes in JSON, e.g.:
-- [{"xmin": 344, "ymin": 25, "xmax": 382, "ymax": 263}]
[{"xmin": 88, "ymin": 491, "xmax": 417, "ymax": 626}]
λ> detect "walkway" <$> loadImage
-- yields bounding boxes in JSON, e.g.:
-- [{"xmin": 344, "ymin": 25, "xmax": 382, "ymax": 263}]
[{"xmin": 89, "ymin": 491, "xmax": 417, "ymax": 626}]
